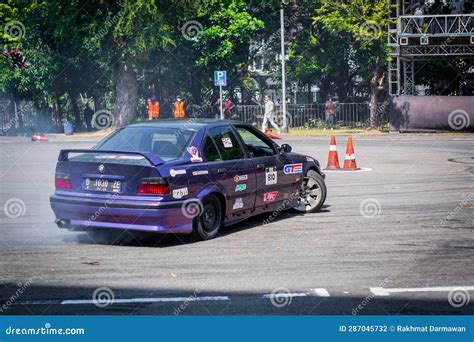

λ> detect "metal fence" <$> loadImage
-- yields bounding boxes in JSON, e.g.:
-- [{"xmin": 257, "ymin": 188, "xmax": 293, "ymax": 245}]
[
  {"xmin": 0, "ymin": 101, "xmax": 387, "ymax": 135},
  {"xmin": 191, "ymin": 103, "xmax": 387, "ymax": 129}
]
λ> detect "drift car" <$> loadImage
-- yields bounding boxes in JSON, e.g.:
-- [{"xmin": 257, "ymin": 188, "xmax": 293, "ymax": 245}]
[{"xmin": 50, "ymin": 121, "xmax": 326, "ymax": 240}]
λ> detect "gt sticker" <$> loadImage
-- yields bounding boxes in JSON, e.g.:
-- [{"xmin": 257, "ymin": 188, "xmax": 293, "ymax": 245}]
[
  {"xmin": 234, "ymin": 174, "xmax": 248, "ymax": 182},
  {"xmin": 263, "ymin": 191, "xmax": 278, "ymax": 203},
  {"xmin": 233, "ymin": 197, "xmax": 244, "ymax": 210},
  {"xmin": 235, "ymin": 184, "xmax": 247, "ymax": 192},
  {"xmin": 170, "ymin": 169, "xmax": 186, "ymax": 177},
  {"xmin": 187, "ymin": 146, "xmax": 203, "ymax": 163},
  {"xmin": 265, "ymin": 171, "xmax": 277, "ymax": 185},
  {"xmin": 192, "ymin": 170, "xmax": 209, "ymax": 176},
  {"xmin": 172, "ymin": 187, "xmax": 188, "ymax": 199},
  {"xmin": 283, "ymin": 163, "xmax": 303, "ymax": 174},
  {"xmin": 221, "ymin": 137, "xmax": 233, "ymax": 148}
]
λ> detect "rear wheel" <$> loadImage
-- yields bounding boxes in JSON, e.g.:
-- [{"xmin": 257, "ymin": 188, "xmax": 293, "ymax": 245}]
[
  {"xmin": 293, "ymin": 170, "xmax": 327, "ymax": 213},
  {"xmin": 192, "ymin": 195, "xmax": 222, "ymax": 240}
]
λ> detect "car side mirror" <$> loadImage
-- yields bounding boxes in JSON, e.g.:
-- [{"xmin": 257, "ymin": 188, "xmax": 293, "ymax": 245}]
[{"xmin": 281, "ymin": 144, "xmax": 292, "ymax": 153}]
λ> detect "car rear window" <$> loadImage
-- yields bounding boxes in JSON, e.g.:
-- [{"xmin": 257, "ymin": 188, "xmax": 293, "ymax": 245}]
[{"xmin": 96, "ymin": 126, "xmax": 194, "ymax": 160}]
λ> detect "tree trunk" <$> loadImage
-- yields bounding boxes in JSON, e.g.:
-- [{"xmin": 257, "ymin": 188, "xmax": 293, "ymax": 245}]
[
  {"xmin": 113, "ymin": 60, "xmax": 138, "ymax": 127},
  {"xmin": 369, "ymin": 56, "xmax": 386, "ymax": 129},
  {"xmin": 68, "ymin": 91, "xmax": 82, "ymax": 130}
]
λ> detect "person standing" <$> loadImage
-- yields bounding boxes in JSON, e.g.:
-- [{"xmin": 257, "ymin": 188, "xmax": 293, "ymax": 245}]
[
  {"xmin": 223, "ymin": 97, "xmax": 235, "ymax": 118},
  {"xmin": 147, "ymin": 95, "xmax": 160, "ymax": 120},
  {"xmin": 261, "ymin": 95, "xmax": 281, "ymax": 134},
  {"xmin": 173, "ymin": 96, "xmax": 185, "ymax": 118},
  {"xmin": 324, "ymin": 97, "xmax": 336, "ymax": 131}
]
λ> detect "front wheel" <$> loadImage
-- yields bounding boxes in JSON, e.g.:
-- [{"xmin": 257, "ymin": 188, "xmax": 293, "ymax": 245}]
[
  {"xmin": 192, "ymin": 195, "xmax": 222, "ymax": 241},
  {"xmin": 293, "ymin": 170, "xmax": 327, "ymax": 213}
]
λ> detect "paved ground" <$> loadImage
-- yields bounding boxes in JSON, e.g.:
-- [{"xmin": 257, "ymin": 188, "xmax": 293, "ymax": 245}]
[{"xmin": 0, "ymin": 134, "xmax": 473, "ymax": 315}]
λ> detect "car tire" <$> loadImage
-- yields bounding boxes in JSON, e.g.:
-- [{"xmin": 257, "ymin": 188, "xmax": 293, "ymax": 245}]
[
  {"xmin": 293, "ymin": 169, "xmax": 327, "ymax": 213},
  {"xmin": 192, "ymin": 194, "xmax": 222, "ymax": 241}
]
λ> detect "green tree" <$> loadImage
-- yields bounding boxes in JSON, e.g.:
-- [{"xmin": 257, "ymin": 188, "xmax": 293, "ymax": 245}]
[{"xmin": 313, "ymin": 0, "xmax": 390, "ymax": 127}]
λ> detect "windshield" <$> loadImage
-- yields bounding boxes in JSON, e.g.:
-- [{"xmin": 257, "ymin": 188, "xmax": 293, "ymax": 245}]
[{"xmin": 96, "ymin": 126, "xmax": 195, "ymax": 160}]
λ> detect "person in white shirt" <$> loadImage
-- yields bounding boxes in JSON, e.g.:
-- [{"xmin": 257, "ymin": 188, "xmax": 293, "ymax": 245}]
[{"xmin": 262, "ymin": 95, "xmax": 282, "ymax": 134}]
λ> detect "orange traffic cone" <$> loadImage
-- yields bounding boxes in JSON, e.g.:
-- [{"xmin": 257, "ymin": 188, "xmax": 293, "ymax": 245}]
[
  {"xmin": 325, "ymin": 135, "xmax": 340, "ymax": 170},
  {"xmin": 31, "ymin": 132, "xmax": 49, "ymax": 142},
  {"xmin": 265, "ymin": 130, "xmax": 282, "ymax": 140},
  {"xmin": 343, "ymin": 137, "xmax": 359, "ymax": 170}
]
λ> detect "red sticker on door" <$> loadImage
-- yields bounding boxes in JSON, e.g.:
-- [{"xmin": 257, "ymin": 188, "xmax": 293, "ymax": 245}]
[{"xmin": 263, "ymin": 191, "xmax": 278, "ymax": 203}]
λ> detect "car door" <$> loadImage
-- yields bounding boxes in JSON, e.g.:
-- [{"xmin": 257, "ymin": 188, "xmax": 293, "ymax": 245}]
[
  {"xmin": 202, "ymin": 126, "xmax": 256, "ymax": 218},
  {"xmin": 233, "ymin": 125, "xmax": 299, "ymax": 210}
]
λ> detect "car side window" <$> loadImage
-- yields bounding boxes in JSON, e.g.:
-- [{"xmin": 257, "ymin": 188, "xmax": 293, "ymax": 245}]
[
  {"xmin": 208, "ymin": 126, "xmax": 245, "ymax": 161},
  {"xmin": 203, "ymin": 135, "xmax": 222, "ymax": 162},
  {"xmin": 234, "ymin": 126, "xmax": 276, "ymax": 157}
]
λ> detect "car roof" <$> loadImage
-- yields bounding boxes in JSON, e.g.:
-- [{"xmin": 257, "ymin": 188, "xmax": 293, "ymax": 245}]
[{"xmin": 127, "ymin": 119, "xmax": 247, "ymax": 130}]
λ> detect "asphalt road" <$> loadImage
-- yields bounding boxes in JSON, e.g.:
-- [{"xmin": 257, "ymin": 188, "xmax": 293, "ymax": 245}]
[{"xmin": 0, "ymin": 133, "xmax": 473, "ymax": 315}]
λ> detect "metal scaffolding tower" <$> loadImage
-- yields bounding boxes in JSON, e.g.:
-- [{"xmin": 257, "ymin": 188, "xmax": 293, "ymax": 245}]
[{"xmin": 388, "ymin": 0, "xmax": 474, "ymax": 95}]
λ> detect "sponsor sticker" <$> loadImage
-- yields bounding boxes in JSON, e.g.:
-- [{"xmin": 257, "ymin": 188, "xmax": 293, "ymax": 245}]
[
  {"xmin": 170, "ymin": 169, "xmax": 186, "ymax": 177},
  {"xmin": 283, "ymin": 163, "xmax": 303, "ymax": 174},
  {"xmin": 172, "ymin": 187, "xmax": 188, "ymax": 199},
  {"xmin": 265, "ymin": 171, "xmax": 277, "ymax": 185},
  {"xmin": 263, "ymin": 191, "xmax": 278, "ymax": 203},
  {"xmin": 306, "ymin": 156, "xmax": 314, "ymax": 162},
  {"xmin": 235, "ymin": 184, "xmax": 247, "ymax": 192},
  {"xmin": 233, "ymin": 197, "xmax": 244, "ymax": 210},
  {"xmin": 192, "ymin": 170, "xmax": 209, "ymax": 176},
  {"xmin": 234, "ymin": 174, "xmax": 248, "ymax": 182},
  {"xmin": 221, "ymin": 137, "xmax": 233, "ymax": 148},
  {"xmin": 187, "ymin": 146, "xmax": 203, "ymax": 163}
]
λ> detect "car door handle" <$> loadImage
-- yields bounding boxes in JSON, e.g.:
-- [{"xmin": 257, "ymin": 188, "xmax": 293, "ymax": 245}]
[
  {"xmin": 217, "ymin": 168, "xmax": 227, "ymax": 174},
  {"xmin": 256, "ymin": 163, "xmax": 265, "ymax": 170}
]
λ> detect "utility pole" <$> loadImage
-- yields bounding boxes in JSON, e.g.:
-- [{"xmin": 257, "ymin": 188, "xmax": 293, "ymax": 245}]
[{"xmin": 280, "ymin": 7, "xmax": 288, "ymax": 132}]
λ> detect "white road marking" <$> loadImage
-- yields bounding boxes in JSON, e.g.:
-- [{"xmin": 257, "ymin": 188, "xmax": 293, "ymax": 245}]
[
  {"xmin": 262, "ymin": 293, "xmax": 307, "ymax": 299},
  {"xmin": 262, "ymin": 289, "xmax": 330, "ymax": 299},
  {"xmin": 63, "ymin": 296, "xmax": 230, "ymax": 305},
  {"xmin": 312, "ymin": 288, "xmax": 330, "ymax": 297},
  {"xmin": 370, "ymin": 286, "xmax": 474, "ymax": 297},
  {"xmin": 13, "ymin": 296, "xmax": 230, "ymax": 306}
]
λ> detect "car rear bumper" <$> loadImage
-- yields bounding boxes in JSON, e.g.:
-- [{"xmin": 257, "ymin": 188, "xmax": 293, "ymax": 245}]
[{"xmin": 50, "ymin": 194, "xmax": 194, "ymax": 234}]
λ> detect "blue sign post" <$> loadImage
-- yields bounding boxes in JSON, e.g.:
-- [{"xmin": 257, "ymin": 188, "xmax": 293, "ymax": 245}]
[
  {"xmin": 214, "ymin": 71, "xmax": 227, "ymax": 119},
  {"xmin": 214, "ymin": 71, "xmax": 227, "ymax": 86}
]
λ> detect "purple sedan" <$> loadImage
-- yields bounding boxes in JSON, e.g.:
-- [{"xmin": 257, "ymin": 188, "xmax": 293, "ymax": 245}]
[{"xmin": 50, "ymin": 121, "xmax": 327, "ymax": 240}]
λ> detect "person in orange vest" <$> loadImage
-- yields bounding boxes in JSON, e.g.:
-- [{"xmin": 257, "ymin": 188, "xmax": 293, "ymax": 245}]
[
  {"xmin": 173, "ymin": 96, "xmax": 185, "ymax": 118},
  {"xmin": 147, "ymin": 96, "xmax": 160, "ymax": 120}
]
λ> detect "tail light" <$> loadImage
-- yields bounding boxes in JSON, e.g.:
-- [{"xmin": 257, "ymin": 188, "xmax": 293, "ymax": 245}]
[
  {"xmin": 55, "ymin": 173, "xmax": 72, "ymax": 189},
  {"xmin": 137, "ymin": 177, "xmax": 169, "ymax": 195}
]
